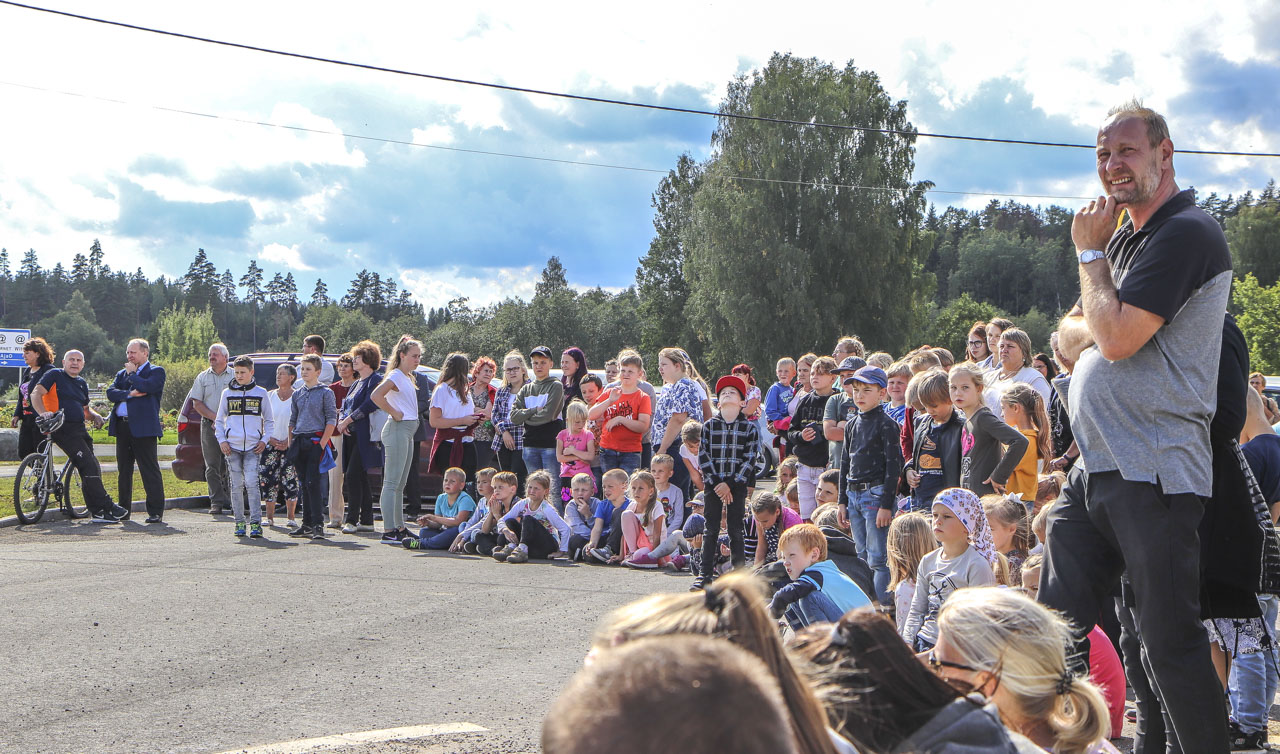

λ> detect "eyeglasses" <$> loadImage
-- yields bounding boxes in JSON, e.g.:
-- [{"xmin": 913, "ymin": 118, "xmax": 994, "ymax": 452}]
[
  {"xmin": 968, "ymin": 340, "xmax": 984, "ymax": 346},
  {"xmin": 927, "ymin": 651, "xmax": 980, "ymax": 675}
]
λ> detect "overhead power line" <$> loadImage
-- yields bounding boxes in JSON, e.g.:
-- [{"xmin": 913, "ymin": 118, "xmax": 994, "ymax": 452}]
[
  {"xmin": 0, "ymin": 78, "xmax": 1098, "ymax": 203},
  {"xmin": 3, "ymin": 0, "xmax": 1279, "ymax": 159}
]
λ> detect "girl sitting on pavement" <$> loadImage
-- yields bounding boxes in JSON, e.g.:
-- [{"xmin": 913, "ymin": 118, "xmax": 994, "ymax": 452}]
[
  {"xmin": 620, "ymin": 469, "xmax": 668, "ymax": 569},
  {"xmin": 493, "ymin": 470, "xmax": 571, "ymax": 563}
]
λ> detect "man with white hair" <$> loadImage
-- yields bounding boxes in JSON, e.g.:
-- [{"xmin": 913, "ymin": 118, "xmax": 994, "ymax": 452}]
[
  {"xmin": 31, "ymin": 349, "xmax": 129, "ymax": 523},
  {"xmin": 107, "ymin": 338, "xmax": 167, "ymax": 523},
  {"xmin": 187, "ymin": 343, "xmax": 233, "ymax": 514}
]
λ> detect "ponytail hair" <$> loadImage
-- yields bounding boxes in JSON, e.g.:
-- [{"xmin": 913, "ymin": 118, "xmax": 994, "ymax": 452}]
[
  {"xmin": 594, "ymin": 573, "xmax": 839, "ymax": 754},
  {"xmin": 1002, "ymin": 383, "xmax": 1052, "ymax": 460},
  {"xmin": 937, "ymin": 587, "xmax": 1111, "ymax": 753},
  {"xmin": 439, "ymin": 352, "xmax": 470, "ymax": 397},
  {"xmin": 388, "ymin": 335, "xmax": 422, "ymax": 386}
]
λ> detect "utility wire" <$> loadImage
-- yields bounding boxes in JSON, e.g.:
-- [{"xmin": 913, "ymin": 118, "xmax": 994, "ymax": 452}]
[
  {"xmin": 3, "ymin": 0, "xmax": 1279, "ymax": 159},
  {"xmin": 0, "ymin": 78, "xmax": 1097, "ymax": 202}
]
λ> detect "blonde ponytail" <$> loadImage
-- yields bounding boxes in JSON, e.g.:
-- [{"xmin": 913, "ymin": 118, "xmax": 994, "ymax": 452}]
[{"xmin": 1048, "ymin": 678, "xmax": 1112, "ymax": 754}]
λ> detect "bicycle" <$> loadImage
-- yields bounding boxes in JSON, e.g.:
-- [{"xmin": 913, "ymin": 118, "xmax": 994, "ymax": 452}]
[{"xmin": 13, "ymin": 411, "xmax": 89, "ymax": 525}]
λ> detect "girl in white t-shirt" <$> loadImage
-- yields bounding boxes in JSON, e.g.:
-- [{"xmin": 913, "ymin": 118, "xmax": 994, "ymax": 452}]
[
  {"xmin": 372, "ymin": 336, "xmax": 424, "ymax": 543},
  {"xmin": 428, "ymin": 353, "xmax": 479, "ymax": 481},
  {"xmin": 621, "ymin": 470, "xmax": 668, "ymax": 569}
]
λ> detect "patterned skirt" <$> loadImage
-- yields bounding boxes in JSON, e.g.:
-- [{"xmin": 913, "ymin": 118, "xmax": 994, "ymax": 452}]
[{"xmin": 259, "ymin": 448, "xmax": 299, "ymax": 502}]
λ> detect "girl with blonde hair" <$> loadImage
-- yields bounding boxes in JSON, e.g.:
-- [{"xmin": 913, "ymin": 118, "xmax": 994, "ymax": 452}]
[{"xmin": 885, "ymin": 512, "xmax": 937, "ymax": 633}]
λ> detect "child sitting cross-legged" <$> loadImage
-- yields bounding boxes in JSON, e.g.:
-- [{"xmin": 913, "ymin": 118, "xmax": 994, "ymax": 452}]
[
  {"xmin": 449, "ymin": 467, "xmax": 496, "ymax": 554},
  {"xmin": 493, "ymin": 470, "xmax": 571, "ymax": 563},
  {"xmin": 469, "ymin": 470, "xmax": 518, "ymax": 557},
  {"xmin": 585, "ymin": 468, "xmax": 632, "ymax": 564},
  {"xmin": 563, "ymin": 472, "xmax": 602, "ymax": 561},
  {"xmin": 404, "ymin": 467, "xmax": 476, "ymax": 550},
  {"xmin": 620, "ymin": 470, "xmax": 668, "ymax": 569},
  {"xmin": 767, "ymin": 523, "xmax": 874, "ymax": 631}
]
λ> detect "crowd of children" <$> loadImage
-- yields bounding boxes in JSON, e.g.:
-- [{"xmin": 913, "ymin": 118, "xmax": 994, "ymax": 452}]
[{"xmin": 199, "ymin": 325, "xmax": 1280, "ymax": 753}]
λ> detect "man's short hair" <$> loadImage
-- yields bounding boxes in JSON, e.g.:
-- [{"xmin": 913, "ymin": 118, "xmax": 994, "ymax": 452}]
[
  {"xmin": 128, "ymin": 338, "xmax": 150, "ymax": 353},
  {"xmin": 906, "ymin": 368, "xmax": 952, "ymax": 410},
  {"xmin": 299, "ymin": 353, "xmax": 322, "ymax": 370},
  {"xmin": 209, "ymin": 343, "xmax": 229, "ymax": 358},
  {"xmin": 779, "ymin": 523, "xmax": 827, "ymax": 561},
  {"xmin": 1105, "ymin": 97, "xmax": 1171, "ymax": 148},
  {"xmin": 542, "ymin": 636, "xmax": 798, "ymax": 754},
  {"xmin": 303, "ymin": 334, "xmax": 326, "ymax": 352},
  {"xmin": 232, "ymin": 355, "xmax": 254, "ymax": 370},
  {"xmin": 442, "ymin": 467, "xmax": 466, "ymax": 483},
  {"xmin": 650, "ymin": 454, "xmax": 674, "ymax": 470},
  {"xmin": 492, "ymin": 471, "xmax": 518, "ymax": 488},
  {"xmin": 616, "ymin": 349, "xmax": 643, "ymax": 370},
  {"xmin": 818, "ymin": 468, "xmax": 840, "ymax": 487},
  {"xmin": 571, "ymin": 472, "xmax": 595, "ymax": 488},
  {"xmin": 602, "ymin": 468, "xmax": 630, "ymax": 485}
]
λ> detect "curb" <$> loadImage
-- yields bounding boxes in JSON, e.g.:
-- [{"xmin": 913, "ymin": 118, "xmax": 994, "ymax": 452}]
[{"xmin": 0, "ymin": 495, "xmax": 211, "ymax": 529}]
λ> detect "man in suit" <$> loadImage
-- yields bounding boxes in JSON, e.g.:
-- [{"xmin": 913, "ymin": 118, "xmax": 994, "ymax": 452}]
[{"xmin": 108, "ymin": 338, "xmax": 167, "ymax": 523}]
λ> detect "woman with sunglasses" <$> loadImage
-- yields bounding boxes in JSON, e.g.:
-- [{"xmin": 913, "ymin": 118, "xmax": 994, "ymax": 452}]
[
  {"xmin": 933, "ymin": 587, "xmax": 1114, "ymax": 753},
  {"xmin": 792, "ymin": 609, "xmax": 1039, "ymax": 753}
]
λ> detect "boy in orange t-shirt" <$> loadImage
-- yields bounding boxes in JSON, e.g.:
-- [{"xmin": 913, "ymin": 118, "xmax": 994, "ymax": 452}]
[{"xmin": 588, "ymin": 349, "xmax": 652, "ymax": 476}]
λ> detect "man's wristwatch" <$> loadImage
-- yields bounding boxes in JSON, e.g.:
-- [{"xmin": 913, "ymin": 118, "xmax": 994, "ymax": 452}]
[{"xmin": 1078, "ymin": 249, "xmax": 1106, "ymax": 265}]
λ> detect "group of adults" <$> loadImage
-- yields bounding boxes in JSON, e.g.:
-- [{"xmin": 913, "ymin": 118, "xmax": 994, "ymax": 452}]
[{"xmin": 14, "ymin": 336, "xmax": 168, "ymax": 523}]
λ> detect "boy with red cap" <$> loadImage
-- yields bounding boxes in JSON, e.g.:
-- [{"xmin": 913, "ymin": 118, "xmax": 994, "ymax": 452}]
[{"xmin": 693, "ymin": 374, "xmax": 760, "ymax": 590}]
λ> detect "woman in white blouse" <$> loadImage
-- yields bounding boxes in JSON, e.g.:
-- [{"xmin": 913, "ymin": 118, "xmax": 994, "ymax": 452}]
[{"xmin": 984, "ymin": 327, "xmax": 1052, "ymax": 415}]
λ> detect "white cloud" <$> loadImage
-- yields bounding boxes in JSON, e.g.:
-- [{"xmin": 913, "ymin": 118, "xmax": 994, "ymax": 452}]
[
  {"xmin": 400, "ymin": 266, "xmax": 539, "ymax": 308},
  {"xmin": 259, "ymin": 243, "xmax": 314, "ymax": 271}
]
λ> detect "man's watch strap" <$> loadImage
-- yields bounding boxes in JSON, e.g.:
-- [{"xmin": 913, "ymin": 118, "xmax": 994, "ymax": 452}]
[{"xmin": 1078, "ymin": 248, "xmax": 1106, "ymax": 265}]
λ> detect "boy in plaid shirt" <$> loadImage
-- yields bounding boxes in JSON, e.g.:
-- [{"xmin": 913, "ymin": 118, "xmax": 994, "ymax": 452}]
[{"xmin": 694, "ymin": 375, "xmax": 759, "ymax": 590}]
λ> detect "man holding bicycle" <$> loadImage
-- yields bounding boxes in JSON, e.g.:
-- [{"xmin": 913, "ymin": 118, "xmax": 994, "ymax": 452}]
[{"xmin": 30, "ymin": 349, "xmax": 129, "ymax": 523}]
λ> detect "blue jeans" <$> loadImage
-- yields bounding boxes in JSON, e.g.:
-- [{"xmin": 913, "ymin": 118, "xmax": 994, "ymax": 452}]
[
  {"xmin": 846, "ymin": 487, "xmax": 890, "ymax": 603},
  {"xmin": 226, "ymin": 449, "xmax": 262, "ymax": 524},
  {"xmin": 598, "ymin": 448, "xmax": 640, "ymax": 476},
  {"xmin": 782, "ymin": 590, "xmax": 846, "ymax": 631},
  {"xmin": 416, "ymin": 524, "xmax": 460, "ymax": 550},
  {"xmin": 522, "ymin": 446, "xmax": 561, "ymax": 500},
  {"xmin": 1230, "ymin": 594, "xmax": 1280, "ymax": 734}
]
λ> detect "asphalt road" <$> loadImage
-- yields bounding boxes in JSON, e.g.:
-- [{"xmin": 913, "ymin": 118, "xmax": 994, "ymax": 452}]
[{"xmin": 0, "ymin": 511, "xmax": 689, "ymax": 754}]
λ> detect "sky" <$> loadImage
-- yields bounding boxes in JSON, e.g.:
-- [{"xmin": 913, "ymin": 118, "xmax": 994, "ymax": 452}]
[{"xmin": 0, "ymin": 0, "xmax": 1277, "ymax": 311}]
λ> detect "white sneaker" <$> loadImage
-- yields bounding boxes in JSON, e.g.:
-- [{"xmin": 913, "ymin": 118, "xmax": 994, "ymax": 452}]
[
  {"xmin": 341, "ymin": 523, "xmax": 357, "ymax": 534},
  {"xmin": 326, "ymin": 520, "xmax": 342, "ymax": 530},
  {"xmin": 286, "ymin": 519, "xmax": 298, "ymax": 529}
]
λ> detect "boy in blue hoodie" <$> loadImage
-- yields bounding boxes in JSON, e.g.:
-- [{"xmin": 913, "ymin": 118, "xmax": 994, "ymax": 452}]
[
  {"xmin": 215, "ymin": 356, "xmax": 274, "ymax": 538},
  {"xmin": 768, "ymin": 523, "xmax": 872, "ymax": 630}
]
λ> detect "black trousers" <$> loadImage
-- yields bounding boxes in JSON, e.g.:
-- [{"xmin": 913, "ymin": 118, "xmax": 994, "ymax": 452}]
[
  {"xmin": 497, "ymin": 445, "xmax": 527, "ymax": 496},
  {"xmin": 293, "ymin": 437, "xmax": 325, "ymax": 528},
  {"xmin": 343, "ymin": 440, "xmax": 374, "ymax": 526},
  {"xmin": 115, "ymin": 418, "xmax": 164, "ymax": 517},
  {"xmin": 701, "ymin": 479, "xmax": 747, "ymax": 580},
  {"xmin": 1116, "ymin": 594, "xmax": 1170, "ymax": 754},
  {"xmin": 51, "ymin": 423, "xmax": 114, "ymax": 515},
  {"xmin": 505, "ymin": 516, "xmax": 559, "ymax": 559},
  {"xmin": 18, "ymin": 415, "xmax": 40, "ymax": 459},
  {"xmin": 1040, "ymin": 467, "xmax": 1227, "ymax": 754},
  {"xmin": 474, "ymin": 530, "xmax": 501, "ymax": 556}
]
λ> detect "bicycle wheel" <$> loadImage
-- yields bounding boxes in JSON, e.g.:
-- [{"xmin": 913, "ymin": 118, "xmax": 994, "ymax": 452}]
[
  {"xmin": 60, "ymin": 462, "xmax": 89, "ymax": 518},
  {"xmin": 13, "ymin": 454, "xmax": 51, "ymax": 525}
]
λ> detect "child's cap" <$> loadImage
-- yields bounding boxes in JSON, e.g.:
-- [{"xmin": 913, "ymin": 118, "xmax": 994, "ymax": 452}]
[
  {"xmin": 529, "ymin": 345, "xmax": 553, "ymax": 360},
  {"xmin": 691, "ymin": 491, "xmax": 705, "ymax": 507},
  {"xmin": 844, "ymin": 365, "xmax": 888, "ymax": 388},
  {"xmin": 835, "ymin": 356, "xmax": 867, "ymax": 374},
  {"xmin": 714, "ymin": 375, "xmax": 748, "ymax": 402}
]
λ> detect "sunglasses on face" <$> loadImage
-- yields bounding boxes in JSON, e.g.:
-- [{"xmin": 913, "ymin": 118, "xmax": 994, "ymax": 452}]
[{"xmin": 927, "ymin": 650, "xmax": 980, "ymax": 675}]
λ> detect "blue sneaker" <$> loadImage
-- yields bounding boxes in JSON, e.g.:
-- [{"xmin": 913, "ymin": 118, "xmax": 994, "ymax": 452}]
[
  {"xmin": 248, "ymin": 522, "xmax": 263, "ymax": 538},
  {"xmin": 234, "ymin": 522, "xmax": 247, "ymax": 537}
]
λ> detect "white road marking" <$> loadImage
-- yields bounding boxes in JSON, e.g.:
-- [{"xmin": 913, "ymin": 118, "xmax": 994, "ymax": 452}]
[{"xmin": 215, "ymin": 722, "xmax": 488, "ymax": 753}]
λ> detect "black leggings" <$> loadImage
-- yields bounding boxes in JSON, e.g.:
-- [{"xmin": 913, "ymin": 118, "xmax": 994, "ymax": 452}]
[
  {"xmin": 505, "ymin": 516, "xmax": 559, "ymax": 559},
  {"xmin": 701, "ymin": 480, "xmax": 747, "ymax": 580},
  {"xmin": 473, "ymin": 530, "xmax": 502, "ymax": 557}
]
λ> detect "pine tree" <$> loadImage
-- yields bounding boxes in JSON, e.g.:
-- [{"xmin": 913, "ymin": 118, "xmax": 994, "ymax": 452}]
[
  {"xmin": 71, "ymin": 253, "xmax": 91, "ymax": 283},
  {"xmin": 239, "ymin": 260, "xmax": 265, "ymax": 350},
  {"xmin": 311, "ymin": 278, "xmax": 330, "ymax": 307},
  {"xmin": 88, "ymin": 239, "xmax": 105, "ymax": 277}
]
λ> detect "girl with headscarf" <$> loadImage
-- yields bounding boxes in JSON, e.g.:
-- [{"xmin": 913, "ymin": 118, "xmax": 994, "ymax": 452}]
[{"xmin": 900, "ymin": 487, "xmax": 998, "ymax": 652}]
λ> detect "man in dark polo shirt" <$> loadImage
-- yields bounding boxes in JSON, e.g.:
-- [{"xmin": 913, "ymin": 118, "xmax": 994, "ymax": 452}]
[{"xmin": 1039, "ymin": 100, "xmax": 1231, "ymax": 753}]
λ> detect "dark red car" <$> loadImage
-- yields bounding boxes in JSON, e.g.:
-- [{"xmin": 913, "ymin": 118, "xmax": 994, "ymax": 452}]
[{"xmin": 173, "ymin": 353, "xmax": 444, "ymax": 504}]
